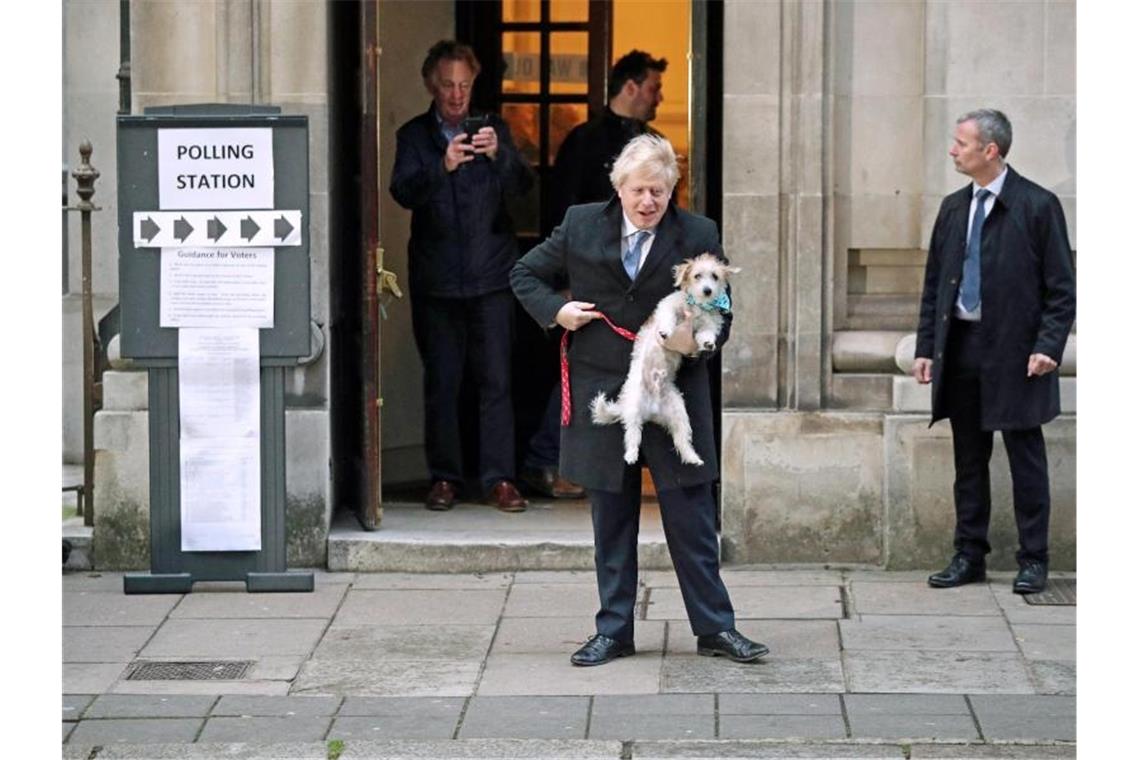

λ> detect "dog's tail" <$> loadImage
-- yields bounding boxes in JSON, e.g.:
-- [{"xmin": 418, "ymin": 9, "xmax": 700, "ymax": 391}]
[{"xmin": 590, "ymin": 391, "xmax": 621, "ymax": 425}]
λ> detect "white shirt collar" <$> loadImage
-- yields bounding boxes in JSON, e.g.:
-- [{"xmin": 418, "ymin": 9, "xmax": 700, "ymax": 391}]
[
  {"xmin": 973, "ymin": 165, "xmax": 1008, "ymax": 199},
  {"xmin": 621, "ymin": 212, "xmax": 656, "ymax": 240}
]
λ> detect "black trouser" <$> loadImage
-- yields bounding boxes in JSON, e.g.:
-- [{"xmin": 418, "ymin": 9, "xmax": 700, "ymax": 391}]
[
  {"xmin": 945, "ymin": 319, "xmax": 1051, "ymax": 564},
  {"xmin": 588, "ymin": 464, "xmax": 735, "ymax": 643},
  {"xmin": 410, "ymin": 289, "xmax": 516, "ymax": 492}
]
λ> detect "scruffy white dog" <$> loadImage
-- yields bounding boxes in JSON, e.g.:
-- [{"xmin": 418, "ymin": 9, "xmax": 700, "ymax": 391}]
[{"xmin": 591, "ymin": 253, "xmax": 740, "ymax": 466}]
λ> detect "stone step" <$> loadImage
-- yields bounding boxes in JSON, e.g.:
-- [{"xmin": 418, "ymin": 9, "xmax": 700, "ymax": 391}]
[{"xmin": 327, "ymin": 499, "xmax": 674, "ymax": 573}]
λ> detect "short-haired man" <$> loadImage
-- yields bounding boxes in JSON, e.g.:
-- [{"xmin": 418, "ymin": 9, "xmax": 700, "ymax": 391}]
[
  {"xmin": 913, "ymin": 109, "xmax": 1075, "ymax": 594},
  {"xmin": 517, "ymin": 50, "xmax": 667, "ymax": 499},
  {"xmin": 390, "ymin": 40, "xmax": 535, "ymax": 513}
]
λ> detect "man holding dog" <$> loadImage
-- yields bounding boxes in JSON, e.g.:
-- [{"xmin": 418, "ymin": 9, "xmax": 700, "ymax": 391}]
[
  {"xmin": 511, "ymin": 135, "xmax": 768, "ymax": 666},
  {"xmin": 913, "ymin": 109, "xmax": 1075, "ymax": 594},
  {"xmin": 390, "ymin": 40, "xmax": 534, "ymax": 513}
]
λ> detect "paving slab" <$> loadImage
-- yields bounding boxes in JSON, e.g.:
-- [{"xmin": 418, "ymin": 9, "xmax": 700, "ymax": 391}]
[
  {"xmin": 338, "ymin": 696, "xmax": 466, "ymax": 718},
  {"xmin": 589, "ymin": 712, "xmax": 714, "ymax": 740},
  {"xmin": 292, "ymin": 658, "xmax": 481, "ymax": 696},
  {"xmin": 64, "ymin": 625, "xmax": 157, "ymax": 663},
  {"xmin": 647, "ymin": 585, "xmax": 843, "ymax": 620},
  {"xmin": 592, "ymin": 693, "xmax": 713, "ymax": 714},
  {"xmin": 63, "ymin": 721, "xmax": 76, "ymax": 742},
  {"xmin": 719, "ymin": 693, "xmax": 841, "ymax": 715},
  {"xmin": 492, "ymin": 617, "xmax": 665, "ymax": 655},
  {"xmin": 351, "ymin": 572, "xmax": 514, "ymax": 589},
  {"xmin": 477, "ymin": 653, "xmax": 662, "ymax": 695},
  {"xmin": 849, "ymin": 582, "xmax": 1002, "ymax": 617},
  {"xmin": 63, "ymin": 571, "xmax": 130, "ymax": 591},
  {"xmin": 64, "ymin": 591, "xmax": 181, "ymax": 627},
  {"xmin": 642, "ymin": 569, "xmax": 844, "ymax": 587},
  {"xmin": 198, "ymin": 715, "xmax": 332, "ymax": 743},
  {"xmin": 661, "ymin": 656, "xmax": 844, "ymax": 693},
  {"xmin": 847, "ymin": 713, "xmax": 980, "ymax": 740},
  {"xmin": 844, "ymin": 694, "xmax": 970, "ymax": 715},
  {"xmin": 503, "ymin": 583, "xmax": 626, "ymax": 618},
  {"xmin": 910, "ymin": 746, "xmax": 1075, "ymax": 758},
  {"xmin": 1010, "ymin": 624, "xmax": 1075, "ymax": 661},
  {"xmin": 110, "ymin": 678, "xmax": 291, "ymax": 697},
  {"xmin": 338, "ymin": 738, "xmax": 623, "ymax": 758},
  {"xmin": 85, "ymin": 694, "xmax": 217, "ymax": 718},
  {"xmin": 665, "ymin": 619, "xmax": 839, "ymax": 659},
  {"xmin": 316, "ymin": 623, "xmax": 496, "ymax": 660},
  {"xmin": 717, "ymin": 714, "xmax": 847, "ymax": 739},
  {"xmin": 1025, "ymin": 660, "xmax": 1075, "ymax": 695},
  {"xmin": 334, "ymin": 589, "xmax": 507, "ymax": 625},
  {"xmin": 329, "ymin": 714, "xmax": 459, "ymax": 740},
  {"xmin": 631, "ymin": 741, "xmax": 904, "ymax": 758},
  {"xmin": 83, "ymin": 742, "xmax": 329, "ymax": 758},
  {"xmin": 839, "ymin": 615, "xmax": 1018, "ymax": 652},
  {"xmin": 64, "ymin": 662, "xmax": 129, "ymax": 694},
  {"xmin": 66, "ymin": 718, "xmax": 204, "ymax": 744},
  {"xmin": 843, "ymin": 652, "xmax": 1034, "ymax": 693},
  {"xmin": 210, "ymin": 695, "xmax": 340, "ymax": 716},
  {"xmin": 991, "ymin": 589, "xmax": 1075, "ymax": 625},
  {"xmin": 968, "ymin": 695, "xmax": 1075, "ymax": 741},
  {"xmin": 514, "ymin": 570, "xmax": 600, "ymax": 584},
  {"xmin": 169, "ymin": 584, "xmax": 347, "ymax": 619},
  {"xmin": 63, "ymin": 694, "xmax": 94, "ymax": 721},
  {"xmin": 459, "ymin": 696, "xmax": 589, "ymax": 739},
  {"xmin": 141, "ymin": 618, "xmax": 328, "ymax": 658}
]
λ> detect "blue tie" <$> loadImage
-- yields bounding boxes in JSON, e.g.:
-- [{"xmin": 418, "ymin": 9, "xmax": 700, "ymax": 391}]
[
  {"xmin": 624, "ymin": 230, "xmax": 649, "ymax": 280},
  {"xmin": 959, "ymin": 188, "xmax": 991, "ymax": 312}
]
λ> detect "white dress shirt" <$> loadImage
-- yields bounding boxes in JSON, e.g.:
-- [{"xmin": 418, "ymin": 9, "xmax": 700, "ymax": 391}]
[
  {"xmin": 621, "ymin": 212, "xmax": 656, "ymax": 273},
  {"xmin": 955, "ymin": 166, "xmax": 1008, "ymax": 321}
]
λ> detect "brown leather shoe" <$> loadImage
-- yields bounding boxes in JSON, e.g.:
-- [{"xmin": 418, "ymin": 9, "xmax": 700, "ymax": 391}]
[
  {"xmin": 487, "ymin": 480, "xmax": 527, "ymax": 512},
  {"xmin": 519, "ymin": 466, "xmax": 585, "ymax": 499},
  {"xmin": 425, "ymin": 481, "xmax": 456, "ymax": 511},
  {"xmin": 550, "ymin": 474, "xmax": 585, "ymax": 499}
]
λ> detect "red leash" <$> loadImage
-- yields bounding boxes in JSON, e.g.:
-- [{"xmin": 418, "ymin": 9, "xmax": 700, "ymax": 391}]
[{"xmin": 560, "ymin": 312, "xmax": 637, "ymax": 426}]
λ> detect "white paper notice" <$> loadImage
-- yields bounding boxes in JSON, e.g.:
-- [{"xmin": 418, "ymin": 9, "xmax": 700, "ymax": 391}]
[
  {"xmin": 159, "ymin": 128, "xmax": 274, "ymax": 210},
  {"xmin": 178, "ymin": 328, "xmax": 262, "ymax": 551},
  {"xmin": 160, "ymin": 247, "xmax": 275, "ymax": 328}
]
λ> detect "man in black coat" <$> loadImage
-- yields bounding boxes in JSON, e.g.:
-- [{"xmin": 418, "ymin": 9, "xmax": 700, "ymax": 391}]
[
  {"xmin": 390, "ymin": 40, "xmax": 534, "ymax": 513},
  {"xmin": 511, "ymin": 135, "xmax": 768, "ymax": 666},
  {"xmin": 518, "ymin": 50, "xmax": 668, "ymax": 500},
  {"xmin": 912, "ymin": 109, "xmax": 1075, "ymax": 594}
]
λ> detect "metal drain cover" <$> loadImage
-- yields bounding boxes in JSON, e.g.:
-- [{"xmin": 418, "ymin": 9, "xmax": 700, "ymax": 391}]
[
  {"xmin": 1023, "ymin": 578, "xmax": 1076, "ymax": 606},
  {"xmin": 127, "ymin": 660, "xmax": 253, "ymax": 681}
]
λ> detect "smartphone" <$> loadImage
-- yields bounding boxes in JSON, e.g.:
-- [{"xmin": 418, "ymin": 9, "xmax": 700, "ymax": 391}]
[{"xmin": 462, "ymin": 114, "xmax": 490, "ymax": 141}]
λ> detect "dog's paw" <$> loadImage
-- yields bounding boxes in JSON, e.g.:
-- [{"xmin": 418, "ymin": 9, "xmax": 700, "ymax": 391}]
[
  {"xmin": 623, "ymin": 450, "xmax": 639, "ymax": 465},
  {"xmin": 682, "ymin": 453, "xmax": 705, "ymax": 466}
]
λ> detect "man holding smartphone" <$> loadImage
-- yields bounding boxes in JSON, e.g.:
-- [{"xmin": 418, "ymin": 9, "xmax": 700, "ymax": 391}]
[{"xmin": 390, "ymin": 40, "xmax": 535, "ymax": 513}]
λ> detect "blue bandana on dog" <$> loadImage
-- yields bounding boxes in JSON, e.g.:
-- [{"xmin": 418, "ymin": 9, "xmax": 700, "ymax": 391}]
[{"xmin": 686, "ymin": 291, "xmax": 732, "ymax": 314}]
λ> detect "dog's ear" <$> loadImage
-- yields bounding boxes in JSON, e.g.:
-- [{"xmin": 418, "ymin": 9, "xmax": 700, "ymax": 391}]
[
  {"xmin": 672, "ymin": 260, "xmax": 693, "ymax": 288},
  {"xmin": 723, "ymin": 265, "xmax": 742, "ymax": 275}
]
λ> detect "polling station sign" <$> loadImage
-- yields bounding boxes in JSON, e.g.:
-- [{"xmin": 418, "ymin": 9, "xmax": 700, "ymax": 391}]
[{"xmin": 158, "ymin": 128, "xmax": 274, "ymax": 210}]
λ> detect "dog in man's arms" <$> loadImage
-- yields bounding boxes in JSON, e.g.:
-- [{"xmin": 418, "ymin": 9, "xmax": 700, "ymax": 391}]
[{"xmin": 591, "ymin": 252, "xmax": 740, "ymax": 466}]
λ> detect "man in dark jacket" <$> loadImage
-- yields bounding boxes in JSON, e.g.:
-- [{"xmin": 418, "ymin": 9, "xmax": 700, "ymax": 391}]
[
  {"xmin": 912, "ymin": 109, "xmax": 1075, "ymax": 594},
  {"xmin": 512, "ymin": 135, "xmax": 768, "ymax": 667},
  {"xmin": 390, "ymin": 40, "xmax": 534, "ymax": 513},
  {"xmin": 518, "ymin": 50, "xmax": 668, "ymax": 500}
]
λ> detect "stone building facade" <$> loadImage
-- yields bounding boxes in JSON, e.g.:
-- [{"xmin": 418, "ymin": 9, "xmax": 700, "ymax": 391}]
[{"xmin": 64, "ymin": 0, "xmax": 1076, "ymax": 571}]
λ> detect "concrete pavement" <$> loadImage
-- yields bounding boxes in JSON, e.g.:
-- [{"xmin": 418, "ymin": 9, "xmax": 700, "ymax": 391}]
[{"xmin": 62, "ymin": 567, "xmax": 1075, "ymax": 758}]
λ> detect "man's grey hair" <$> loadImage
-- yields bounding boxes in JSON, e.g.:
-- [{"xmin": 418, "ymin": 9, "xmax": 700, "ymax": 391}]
[
  {"xmin": 610, "ymin": 134, "xmax": 680, "ymax": 191},
  {"xmin": 957, "ymin": 109, "xmax": 1012, "ymax": 158}
]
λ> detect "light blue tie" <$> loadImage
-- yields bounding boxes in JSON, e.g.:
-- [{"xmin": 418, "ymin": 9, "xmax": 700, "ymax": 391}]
[
  {"xmin": 624, "ymin": 230, "xmax": 649, "ymax": 280},
  {"xmin": 959, "ymin": 188, "xmax": 991, "ymax": 312}
]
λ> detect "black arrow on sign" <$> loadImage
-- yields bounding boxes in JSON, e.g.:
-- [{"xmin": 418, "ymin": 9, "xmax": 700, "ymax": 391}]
[
  {"xmin": 174, "ymin": 216, "xmax": 194, "ymax": 243},
  {"xmin": 207, "ymin": 216, "xmax": 228, "ymax": 242},
  {"xmin": 241, "ymin": 216, "xmax": 261, "ymax": 241},
  {"xmin": 140, "ymin": 216, "xmax": 160, "ymax": 243},
  {"xmin": 274, "ymin": 215, "xmax": 294, "ymax": 240}
]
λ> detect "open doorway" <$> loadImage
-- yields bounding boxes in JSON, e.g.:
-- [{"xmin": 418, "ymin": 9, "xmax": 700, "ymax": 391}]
[{"xmin": 328, "ymin": 0, "xmax": 719, "ymax": 530}]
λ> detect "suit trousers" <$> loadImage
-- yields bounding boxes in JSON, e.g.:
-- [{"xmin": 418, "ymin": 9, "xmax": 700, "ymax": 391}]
[
  {"xmin": 588, "ymin": 465, "xmax": 735, "ymax": 643},
  {"xmin": 945, "ymin": 319, "xmax": 1051, "ymax": 564},
  {"xmin": 410, "ymin": 289, "xmax": 516, "ymax": 492}
]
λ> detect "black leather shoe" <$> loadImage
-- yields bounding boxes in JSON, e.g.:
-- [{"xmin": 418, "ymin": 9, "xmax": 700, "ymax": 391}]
[
  {"xmin": 928, "ymin": 554, "xmax": 986, "ymax": 588},
  {"xmin": 1013, "ymin": 560, "xmax": 1048, "ymax": 594},
  {"xmin": 570, "ymin": 634, "xmax": 635, "ymax": 666},
  {"xmin": 696, "ymin": 629, "xmax": 769, "ymax": 663}
]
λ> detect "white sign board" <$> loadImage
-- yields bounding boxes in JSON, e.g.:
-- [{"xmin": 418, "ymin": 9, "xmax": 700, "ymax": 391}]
[
  {"xmin": 160, "ymin": 247, "xmax": 275, "ymax": 329},
  {"xmin": 159, "ymin": 128, "xmax": 274, "ymax": 210}
]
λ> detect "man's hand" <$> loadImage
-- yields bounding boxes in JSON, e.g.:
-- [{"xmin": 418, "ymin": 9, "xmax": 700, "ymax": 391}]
[
  {"xmin": 556, "ymin": 301, "xmax": 601, "ymax": 331},
  {"xmin": 443, "ymin": 132, "xmax": 475, "ymax": 172},
  {"xmin": 1027, "ymin": 353, "xmax": 1058, "ymax": 377},
  {"xmin": 911, "ymin": 357, "xmax": 933, "ymax": 384},
  {"xmin": 470, "ymin": 126, "xmax": 498, "ymax": 161}
]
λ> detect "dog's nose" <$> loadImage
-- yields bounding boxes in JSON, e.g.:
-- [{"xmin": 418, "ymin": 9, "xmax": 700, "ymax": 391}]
[{"xmin": 703, "ymin": 286, "xmax": 713, "ymax": 296}]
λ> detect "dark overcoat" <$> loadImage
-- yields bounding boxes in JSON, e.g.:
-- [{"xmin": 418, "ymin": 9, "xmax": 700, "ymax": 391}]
[
  {"xmin": 510, "ymin": 199, "xmax": 730, "ymax": 493},
  {"xmin": 916, "ymin": 166, "xmax": 1075, "ymax": 431},
  {"xmin": 389, "ymin": 105, "xmax": 533, "ymax": 298}
]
